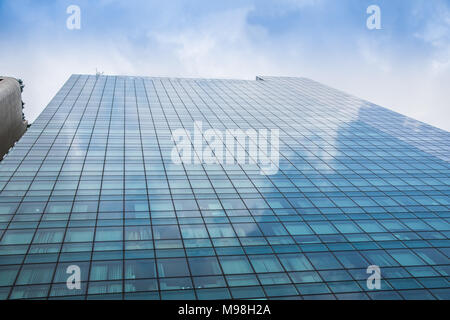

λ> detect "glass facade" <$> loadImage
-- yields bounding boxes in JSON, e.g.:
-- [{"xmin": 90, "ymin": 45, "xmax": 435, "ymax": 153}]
[{"xmin": 0, "ymin": 74, "xmax": 448, "ymax": 300}]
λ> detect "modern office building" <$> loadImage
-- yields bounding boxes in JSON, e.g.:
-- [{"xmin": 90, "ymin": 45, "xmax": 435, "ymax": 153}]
[{"xmin": 0, "ymin": 74, "xmax": 448, "ymax": 300}]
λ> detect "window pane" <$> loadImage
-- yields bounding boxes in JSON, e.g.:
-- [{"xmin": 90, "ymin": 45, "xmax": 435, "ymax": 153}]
[
  {"xmin": 278, "ymin": 254, "xmax": 313, "ymax": 271},
  {"xmin": 188, "ymin": 257, "xmax": 222, "ymax": 276},
  {"xmin": 125, "ymin": 259, "xmax": 156, "ymax": 279},
  {"xmin": 17, "ymin": 264, "xmax": 55, "ymax": 285},
  {"xmin": 249, "ymin": 255, "xmax": 284, "ymax": 273},
  {"xmin": 90, "ymin": 260, "xmax": 123, "ymax": 281},
  {"xmin": 157, "ymin": 258, "xmax": 189, "ymax": 277},
  {"xmin": 219, "ymin": 256, "xmax": 253, "ymax": 274}
]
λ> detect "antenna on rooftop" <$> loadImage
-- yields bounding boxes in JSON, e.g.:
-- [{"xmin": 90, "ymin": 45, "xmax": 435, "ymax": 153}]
[{"xmin": 95, "ymin": 68, "xmax": 104, "ymax": 78}]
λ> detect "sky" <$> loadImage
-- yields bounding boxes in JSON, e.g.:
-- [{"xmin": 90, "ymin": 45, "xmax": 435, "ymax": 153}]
[{"xmin": 0, "ymin": 0, "xmax": 449, "ymax": 131}]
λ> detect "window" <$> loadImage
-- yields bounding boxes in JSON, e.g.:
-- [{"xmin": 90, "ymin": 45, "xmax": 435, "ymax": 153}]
[
  {"xmin": 64, "ymin": 227, "xmax": 94, "ymax": 242},
  {"xmin": 207, "ymin": 224, "xmax": 236, "ymax": 238},
  {"xmin": 90, "ymin": 260, "xmax": 123, "ymax": 281},
  {"xmin": 188, "ymin": 257, "xmax": 222, "ymax": 276},
  {"xmin": 278, "ymin": 254, "xmax": 313, "ymax": 272},
  {"xmin": 219, "ymin": 256, "xmax": 253, "ymax": 274},
  {"xmin": 334, "ymin": 251, "xmax": 369, "ymax": 268},
  {"xmin": 249, "ymin": 255, "xmax": 284, "ymax": 273},
  {"xmin": 1, "ymin": 229, "xmax": 34, "ymax": 245},
  {"xmin": 157, "ymin": 258, "xmax": 190, "ymax": 277},
  {"xmin": 125, "ymin": 226, "xmax": 152, "ymax": 241},
  {"xmin": 180, "ymin": 224, "xmax": 209, "ymax": 239},
  {"xmin": 95, "ymin": 227, "xmax": 123, "ymax": 241},
  {"xmin": 258, "ymin": 222, "xmax": 288, "ymax": 236},
  {"xmin": 232, "ymin": 223, "xmax": 262, "ymax": 237},
  {"xmin": 283, "ymin": 222, "xmax": 313, "ymax": 235},
  {"xmin": 125, "ymin": 259, "xmax": 156, "ymax": 279},
  {"xmin": 0, "ymin": 265, "xmax": 20, "ymax": 286},
  {"xmin": 388, "ymin": 249, "xmax": 426, "ymax": 266},
  {"xmin": 306, "ymin": 252, "xmax": 342, "ymax": 270},
  {"xmin": 16, "ymin": 264, "xmax": 55, "ymax": 285},
  {"xmin": 33, "ymin": 228, "xmax": 65, "ymax": 244},
  {"xmin": 153, "ymin": 225, "xmax": 181, "ymax": 240}
]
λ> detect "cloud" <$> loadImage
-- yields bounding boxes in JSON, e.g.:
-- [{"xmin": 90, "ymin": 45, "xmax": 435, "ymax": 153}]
[
  {"xmin": 413, "ymin": 2, "xmax": 450, "ymax": 75},
  {"xmin": 150, "ymin": 7, "xmax": 272, "ymax": 78},
  {"xmin": 0, "ymin": 0, "xmax": 448, "ymax": 131}
]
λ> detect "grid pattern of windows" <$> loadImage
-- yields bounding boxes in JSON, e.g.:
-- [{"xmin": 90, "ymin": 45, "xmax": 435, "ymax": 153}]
[{"xmin": 0, "ymin": 74, "xmax": 448, "ymax": 300}]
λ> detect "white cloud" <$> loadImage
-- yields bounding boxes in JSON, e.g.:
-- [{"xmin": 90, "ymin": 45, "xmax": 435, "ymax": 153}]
[
  {"xmin": 284, "ymin": 0, "xmax": 323, "ymax": 8},
  {"xmin": 0, "ymin": 1, "xmax": 448, "ymax": 132},
  {"xmin": 150, "ymin": 7, "xmax": 272, "ymax": 78}
]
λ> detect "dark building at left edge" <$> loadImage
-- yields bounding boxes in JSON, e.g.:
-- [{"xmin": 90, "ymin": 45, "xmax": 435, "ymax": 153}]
[{"xmin": 0, "ymin": 76, "xmax": 28, "ymax": 160}]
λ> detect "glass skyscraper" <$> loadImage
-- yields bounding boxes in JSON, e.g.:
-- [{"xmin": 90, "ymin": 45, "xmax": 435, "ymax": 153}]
[{"xmin": 0, "ymin": 74, "xmax": 448, "ymax": 300}]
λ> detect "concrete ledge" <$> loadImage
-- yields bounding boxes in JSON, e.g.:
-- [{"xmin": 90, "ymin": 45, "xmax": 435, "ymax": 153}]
[{"xmin": 0, "ymin": 76, "xmax": 28, "ymax": 160}]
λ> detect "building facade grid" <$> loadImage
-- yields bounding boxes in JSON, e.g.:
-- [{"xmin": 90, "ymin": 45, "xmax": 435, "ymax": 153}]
[{"xmin": 0, "ymin": 74, "xmax": 448, "ymax": 300}]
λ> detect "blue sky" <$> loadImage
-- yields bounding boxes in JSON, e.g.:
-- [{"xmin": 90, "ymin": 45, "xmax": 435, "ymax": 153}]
[{"xmin": 0, "ymin": 0, "xmax": 449, "ymax": 130}]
